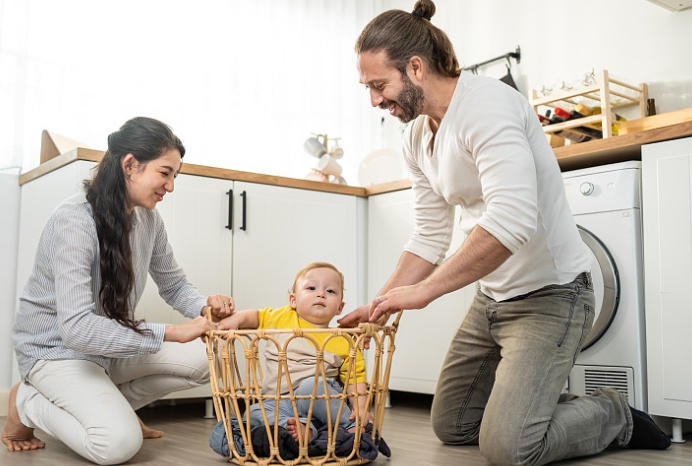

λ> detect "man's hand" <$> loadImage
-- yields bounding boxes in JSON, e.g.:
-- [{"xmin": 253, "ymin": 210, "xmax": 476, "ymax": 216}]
[
  {"xmin": 337, "ymin": 304, "xmax": 370, "ymax": 328},
  {"xmin": 367, "ymin": 283, "xmax": 431, "ymax": 323}
]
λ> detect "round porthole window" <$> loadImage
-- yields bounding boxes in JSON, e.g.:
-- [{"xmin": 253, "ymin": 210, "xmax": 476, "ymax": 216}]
[{"xmin": 578, "ymin": 225, "xmax": 620, "ymax": 351}]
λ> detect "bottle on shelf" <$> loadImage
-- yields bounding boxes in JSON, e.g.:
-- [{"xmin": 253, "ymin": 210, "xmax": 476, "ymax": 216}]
[
  {"xmin": 591, "ymin": 106, "xmax": 627, "ymax": 135},
  {"xmin": 564, "ymin": 105, "xmax": 603, "ymax": 140},
  {"xmin": 537, "ymin": 113, "xmax": 551, "ymax": 126},
  {"xmin": 541, "ymin": 110, "xmax": 566, "ymax": 147},
  {"xmin": 574, "ymin": 103, "xmax": 592, "ymax": 117},
  {"xmin": 550, "ymin": 107, "xmax": 570, "ymax": 123},
  {"xmin": 546, "ymin": 107, "xmax": 599, "ymax": 143},
  {"xmin": 647, "ymin": 98, "xmax": 657, "ymax": 116}
]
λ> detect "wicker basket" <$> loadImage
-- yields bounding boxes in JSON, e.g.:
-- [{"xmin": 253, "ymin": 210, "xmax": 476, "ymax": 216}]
[{"xmin": 205, "ymin": 314, "xmax": 401, "ymax": 465}]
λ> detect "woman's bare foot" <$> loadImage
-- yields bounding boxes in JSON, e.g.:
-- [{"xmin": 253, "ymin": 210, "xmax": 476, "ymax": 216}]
[
  {"xmin": 286, "ymin": 417, "xmax": 313, "ymax": 442},
  {"xmin": 1, "ymin": 382, "xmax": 45, "ymax": 452},
  {"xmin": 138, "ymin": 417, "xmax": 163, "ymax": 439}
]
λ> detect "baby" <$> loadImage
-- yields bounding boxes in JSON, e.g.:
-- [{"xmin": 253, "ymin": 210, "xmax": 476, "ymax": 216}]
[{"xmin": 217, "ymin": 261, "xmax": 370, "ymax": 443}]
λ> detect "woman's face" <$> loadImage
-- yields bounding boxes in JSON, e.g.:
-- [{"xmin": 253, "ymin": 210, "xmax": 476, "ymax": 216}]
[{"xmin": 123, "ymin": 149, "xmax": 181, "ymax": 212}]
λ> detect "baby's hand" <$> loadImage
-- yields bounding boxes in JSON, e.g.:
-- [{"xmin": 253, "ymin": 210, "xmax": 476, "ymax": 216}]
[{"xmin": 217, "ymin": 317, "xmax": 237, "ymax": 331}]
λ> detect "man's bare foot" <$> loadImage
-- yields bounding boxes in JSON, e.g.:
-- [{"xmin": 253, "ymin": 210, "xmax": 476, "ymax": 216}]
[
  {"xmin": 138, "ymin": 417, "xmax": 163, "ymax": 439},
  {"xmin": 286, "ymin": 417, "xmax": 313, "ymax": 442},
  {"xmin": 1, "ymin": 382, "xmax": 45, "ymax": 452}
]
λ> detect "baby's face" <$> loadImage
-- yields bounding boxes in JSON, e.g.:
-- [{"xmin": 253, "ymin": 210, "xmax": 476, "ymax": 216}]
[{"xmin": 290, "ymin": 268, "xmax": 344, "ymax": 327}]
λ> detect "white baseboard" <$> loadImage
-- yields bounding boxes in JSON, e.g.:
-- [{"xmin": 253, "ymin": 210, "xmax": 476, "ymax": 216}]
[{"xmin": 0, "ymin": 389, "xmax": 9, "ymax": 417}]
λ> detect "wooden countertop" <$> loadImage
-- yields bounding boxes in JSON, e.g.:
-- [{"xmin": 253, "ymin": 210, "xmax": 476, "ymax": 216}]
[
  {"xmin": 19, "ymin": 120, "xmax": 692, "ymax": 196},
  {"xmin": 19, "ymin": 147, "xmax": 369, "ymax": 197},
  {"xmin": 553, "ymin": 120, "xmax": 692, "ymax": 172}
]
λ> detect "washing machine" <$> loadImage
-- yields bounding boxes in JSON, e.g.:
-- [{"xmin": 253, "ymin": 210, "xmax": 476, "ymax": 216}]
[{"xmin": 562, "ymin": 161, "xmax": 647, "ymax": 410}]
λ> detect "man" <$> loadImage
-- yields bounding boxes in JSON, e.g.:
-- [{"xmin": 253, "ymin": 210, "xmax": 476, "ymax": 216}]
[{"xmin": 338, "ymin": 2, "xmax": 670, "ymax": 465}]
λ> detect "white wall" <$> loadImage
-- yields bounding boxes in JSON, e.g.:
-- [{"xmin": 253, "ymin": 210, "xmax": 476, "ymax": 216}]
[{"xmin": 380, "ymin": 0, "xmax": 692, "ymax": 119}]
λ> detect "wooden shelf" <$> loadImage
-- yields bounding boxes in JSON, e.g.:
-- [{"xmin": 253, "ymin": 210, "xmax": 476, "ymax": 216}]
[
  {"xmin": 531, "ymin": 69, "xmax": 648, "ymax": 142},
  {"xmin": 554, "ymin": 120, "xmax": 692, "ymax": 171}
]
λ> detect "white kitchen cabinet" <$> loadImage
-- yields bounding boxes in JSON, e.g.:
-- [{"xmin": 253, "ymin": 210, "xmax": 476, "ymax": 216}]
[
  {"xmin": 229, "ymin": 180, "xmax": 362, "ymax": 313},
  {"xmin": 137, "ymin": 175, "xmax": 362, "ymax": 325},
  {"xmin": 132, "ymin": 173, "xmax": 236, "ymax": 399},
  {"xmin": 367, "ymin": 189, "xmax": 476, "ymax": 395},
  {"xmin": 642, "ymin": 136, "xmax": 692, "ymax": 422},
  {"xmin": 136, "ymin": 174, "xmax": 364, "ymax": 399},
  {"xmin": 134, "ymin": 174, "xmax": 234, "ymax": 327},
  {"xmin": 14, "ymin": 163, "xmax": 364, "ymax": 401}
]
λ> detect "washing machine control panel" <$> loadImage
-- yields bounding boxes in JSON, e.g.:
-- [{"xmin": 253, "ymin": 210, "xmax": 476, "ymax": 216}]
[{"xmin": 562, "ymin": 161, "xmax": 641, "ymax": 215}]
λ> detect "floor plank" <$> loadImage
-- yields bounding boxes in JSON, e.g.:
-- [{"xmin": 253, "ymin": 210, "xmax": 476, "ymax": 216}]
[{"xmin": 1, "ymin": 392, "xmax": 690, "ymax": 465}]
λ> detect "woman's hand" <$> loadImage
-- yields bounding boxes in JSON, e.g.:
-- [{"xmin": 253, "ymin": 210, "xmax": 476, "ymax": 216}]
[
  {"xmin": 204, "ymin": 294, "xmax": 235, "ymax": 321},
  {"xmin": 164, "ymin": 316, "xmax": 218, "ymax": 343}
]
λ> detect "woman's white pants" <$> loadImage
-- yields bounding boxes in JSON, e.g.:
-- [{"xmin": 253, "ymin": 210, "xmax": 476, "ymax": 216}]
[{"xmin": 16, "ymin": 339, "xmax": 209, "ymax": 465}]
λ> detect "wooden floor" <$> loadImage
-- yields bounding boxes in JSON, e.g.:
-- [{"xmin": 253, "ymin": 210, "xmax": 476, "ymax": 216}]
[{"xmin": 2, "ymin": 392, "xmax": 691, "ymax": 466}]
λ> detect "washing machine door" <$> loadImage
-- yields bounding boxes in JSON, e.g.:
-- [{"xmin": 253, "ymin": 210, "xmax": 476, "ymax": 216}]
[{"xmin": 578, "ymin": 225, "xmax": 620, "ymax": 350}]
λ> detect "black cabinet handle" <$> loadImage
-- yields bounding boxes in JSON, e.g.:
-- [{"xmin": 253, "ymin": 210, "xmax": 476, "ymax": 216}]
[
  {"xmin": 240, "ymin": 191, "xmax": 247, "ymax": 231},
  {"xmin": 226, "ymin": 189, "xmax": 233, "ymax": 230}
]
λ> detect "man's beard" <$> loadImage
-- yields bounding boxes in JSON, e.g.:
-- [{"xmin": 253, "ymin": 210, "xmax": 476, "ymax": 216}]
[{"xmin": 379, "ymin": 71, "xmax": 425, "ymax": 123}]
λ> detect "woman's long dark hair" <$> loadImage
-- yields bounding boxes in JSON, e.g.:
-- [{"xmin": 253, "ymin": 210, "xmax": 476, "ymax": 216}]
[{"xmin": 83, "ymin": 117, "xmax": 185, "ymax": 333}]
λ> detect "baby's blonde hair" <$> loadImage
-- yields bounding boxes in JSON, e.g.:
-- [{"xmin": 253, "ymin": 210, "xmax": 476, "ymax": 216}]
[{"xmin": 290, "ymin": 262, "xmax": 345, "ymax": 298}]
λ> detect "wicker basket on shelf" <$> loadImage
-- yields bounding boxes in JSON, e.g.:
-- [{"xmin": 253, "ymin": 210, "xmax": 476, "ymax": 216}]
[{"xmin": 205, "ymin": 314, "xmax": 401, "ymax": 466}]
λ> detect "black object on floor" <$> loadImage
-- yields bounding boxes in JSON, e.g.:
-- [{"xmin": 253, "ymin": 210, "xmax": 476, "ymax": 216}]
[
  {"xmin": 250, "ymin": 425, "xmax": 299, "ymax": 459},
  {"xmin": 627, "ymin": 406, "xmax": 671, "ymax": 450}
]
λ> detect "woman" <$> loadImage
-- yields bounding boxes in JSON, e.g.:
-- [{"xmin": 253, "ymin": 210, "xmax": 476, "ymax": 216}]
[{"xmin": 2, "ymin": 117, "xmax": 234, "ymax": 465}]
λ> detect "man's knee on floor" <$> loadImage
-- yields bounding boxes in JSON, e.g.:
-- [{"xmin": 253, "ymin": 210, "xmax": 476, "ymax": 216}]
[
  {"xmin": 479, "ymin": 434, "xmax": 540, "ymax": 466},
  {"xmin": 431, "ymin": 417, "xmax": 480, "ymax": 445}
]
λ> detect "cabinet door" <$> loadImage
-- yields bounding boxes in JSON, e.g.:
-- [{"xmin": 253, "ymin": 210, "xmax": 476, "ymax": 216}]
[
  {"xmin": 642, "ymin": 137, "xmax": 692, "ymax": 419},
  {"xmin": 367, "ymin": 189, "xmax": 475, "ymax": 395},
  {"xmin": 135, "ymin": 173, "xmax": 233, "ymax": 325},
  {"xmin": 230, "ymin": 181, "xmax": 361, "ymax": 321},
  {"xmin": 133, "ymin": 173, "xmax": 234, "ymax": 400}
]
